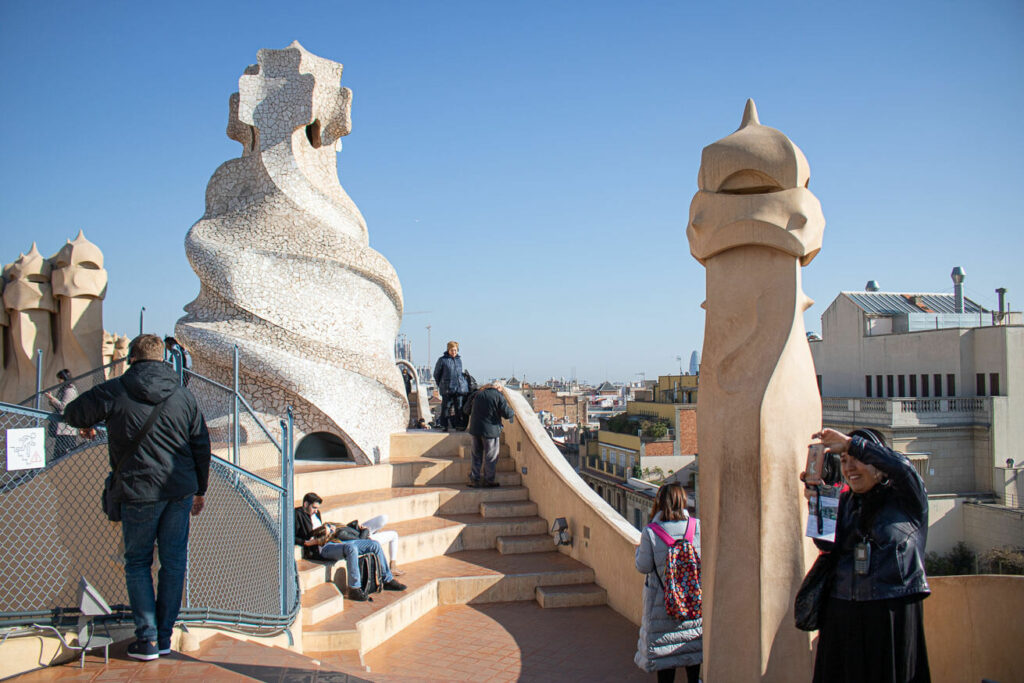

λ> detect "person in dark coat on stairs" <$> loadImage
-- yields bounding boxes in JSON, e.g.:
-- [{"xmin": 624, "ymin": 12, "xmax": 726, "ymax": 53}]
[
  {"xmin": 465, "ymin": 380, "xmax": 514, "ymax": 488},
  {"xmin": 433, "ymin": 341, "xmax": 469, "ymax": 431}
]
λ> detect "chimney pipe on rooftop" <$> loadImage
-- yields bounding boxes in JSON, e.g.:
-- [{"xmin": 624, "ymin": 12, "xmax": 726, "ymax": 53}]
[
  {"xmin": 996, "ymin": 287, "xmax": 1007, "ymax": 322},
  {"xmin": 865, "ymin": 280, "xmax": 880, "ymax": 292},
  {"xmin": 951, "ymin": 267, "xmax": 965, "ymax": 314}
]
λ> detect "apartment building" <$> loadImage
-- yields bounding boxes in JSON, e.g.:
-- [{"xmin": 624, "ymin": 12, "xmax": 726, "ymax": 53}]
[{"xmin": 810, "ymin": 280, "xmax": 1023, "ymax": 554}]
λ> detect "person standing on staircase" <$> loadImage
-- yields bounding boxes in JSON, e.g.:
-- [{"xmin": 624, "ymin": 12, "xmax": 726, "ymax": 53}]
[
  {"xmin": 433, "ymin": 341, "xmax": 469, "ymax": 431},
  {"xmin": 466, "ymin": 380, "xmax": 514, "ymax": 488}
]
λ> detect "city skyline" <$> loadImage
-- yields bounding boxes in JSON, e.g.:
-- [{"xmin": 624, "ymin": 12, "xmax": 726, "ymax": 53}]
[{"xmin": 2, "ymin": 1, "xmax": 1021, "ymax": 382}]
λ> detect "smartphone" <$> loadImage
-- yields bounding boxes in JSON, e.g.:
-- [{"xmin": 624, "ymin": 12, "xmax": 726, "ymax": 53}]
[{"xmin": 805, "ymin": 444, "xmax": 827, "ymax": 486}]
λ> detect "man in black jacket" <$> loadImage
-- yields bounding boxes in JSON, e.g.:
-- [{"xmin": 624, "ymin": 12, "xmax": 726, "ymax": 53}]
[
  {"xmin": 65, "ymin": 334, "xmax": 211, "ymax": 662},
  {"xmin": 465, "ymin": 381, "xmax": 514, "ymax": 487}
]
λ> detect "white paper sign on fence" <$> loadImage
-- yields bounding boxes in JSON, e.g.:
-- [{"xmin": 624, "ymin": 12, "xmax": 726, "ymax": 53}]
[{"xmin": 6, "ymin": 427, "xmax": 46, "ymax": 471}]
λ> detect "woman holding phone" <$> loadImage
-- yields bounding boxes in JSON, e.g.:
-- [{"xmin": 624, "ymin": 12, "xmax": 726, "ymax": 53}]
[{"xmin": 807, "ymin": 428, "xmax": 931, "ymax": 683}]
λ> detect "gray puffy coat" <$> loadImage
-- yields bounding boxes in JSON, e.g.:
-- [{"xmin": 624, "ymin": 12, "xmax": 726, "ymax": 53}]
[{"xmin": 634, "ymin": 512, "xmax": 703, "ymax": 672}]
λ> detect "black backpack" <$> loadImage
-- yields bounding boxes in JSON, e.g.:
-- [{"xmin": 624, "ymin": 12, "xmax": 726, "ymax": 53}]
[
  {"xmin": 359, "ymin": 552, "xmax": 384, "ymax": 595},
  {"xmin": 463, "ymin": 370, "xmax": 479, "ymax": 393}
]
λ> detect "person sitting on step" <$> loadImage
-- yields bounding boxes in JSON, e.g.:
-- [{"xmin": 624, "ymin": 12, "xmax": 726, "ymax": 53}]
[{"xmin": 294, "ymin": 492, "xmax": 407, "ymax": 600}]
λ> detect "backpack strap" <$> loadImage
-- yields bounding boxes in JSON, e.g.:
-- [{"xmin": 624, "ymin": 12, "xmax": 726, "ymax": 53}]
[
  {"xmin": 649, "ymin": 519, "xmax": 695, "ymax": 546},
  {"xmin": 647, "ymin": 522, "xmax": 676, "ymax": 546},
  {"xmin": 683, "ymin": 517, "xmax": 695, "ymax": 544}
]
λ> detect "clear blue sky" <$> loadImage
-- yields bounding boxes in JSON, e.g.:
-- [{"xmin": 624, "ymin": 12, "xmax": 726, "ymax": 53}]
[{"xmin": 2, "ymin": 1, "xmax": 1022, "ymax": 383}]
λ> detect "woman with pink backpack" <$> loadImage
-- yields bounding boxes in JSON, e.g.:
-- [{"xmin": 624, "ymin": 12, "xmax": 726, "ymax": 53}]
[{"xmin": 634, "ymin": 483, "xmax": 703, "ymax": 683}]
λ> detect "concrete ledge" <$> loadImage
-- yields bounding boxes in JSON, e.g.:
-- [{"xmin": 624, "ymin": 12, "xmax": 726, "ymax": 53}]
[{"xmin": 925, "ymin": 574, "xmax": 1024, "ymax": 683}]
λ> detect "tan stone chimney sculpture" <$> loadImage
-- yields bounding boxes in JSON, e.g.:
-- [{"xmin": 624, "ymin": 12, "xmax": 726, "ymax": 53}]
[
  {"xmin": 686, "ymin": 100, "xmax": 823, "ymax": 681},
  {"xmin": 50, "ymin": 231, "xmax": 108, "ymax": 381},
  {"xmin": 0, "ymin": 245, "xmax": 57, "ymax": 402},
  {"xmin": 176, "ymin": 42, "xmax": 408, "ymax": 463}
]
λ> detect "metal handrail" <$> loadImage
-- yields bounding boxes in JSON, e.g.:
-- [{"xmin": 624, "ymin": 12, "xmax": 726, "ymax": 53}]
[{"xmin": 0, "ymin": 351, "xmax": 298, "ymax": 635}]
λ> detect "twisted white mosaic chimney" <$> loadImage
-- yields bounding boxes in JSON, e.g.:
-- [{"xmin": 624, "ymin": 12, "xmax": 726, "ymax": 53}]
[{"xmin": 177, "ymin": 41, "xmax": 408, "ymax": 463}]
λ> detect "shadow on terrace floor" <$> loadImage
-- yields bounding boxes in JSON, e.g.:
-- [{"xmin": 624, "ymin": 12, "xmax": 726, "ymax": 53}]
[{"xmin": 14, "ymin": 602, "xmax": 652, "ymax": 682}]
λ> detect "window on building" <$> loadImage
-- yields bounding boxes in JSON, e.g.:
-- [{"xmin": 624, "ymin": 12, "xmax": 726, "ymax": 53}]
[
  {"xmin": 990, "ymin": 373, "xmax": 1000, "ymax": 396},
  {"xmin": 976, "ymin": 373, "xmax": 986, "ymax": 396},
  {"xmin": 887, "ymin": 375, "xmax": 894, "ymax": 397},
  {"xmin": 898, "ymin": 375, "xmax": 906, "ymax": 396},
  {"xmin": 921, "ymin": 374, "xmax": 929, "ymax": 398},
  {"xmin": 876, "ymin": 375, "xmax": 883, "ymax": 397},
  {"xmin": 934, "ymin": 373, "xmax": 943, "ymax": 397},
  {"xmin": 909, "ymin": 375, "xmax": 917, "ymax": 397},
  {"xmin": 633, "ymin": 508, "xmax": 643, "ymax": 530},
  {"xmin": 947, "ymin": 374, "xmax": 956, "ymax": 397},
  {"xmin": 865, "ymin": 375, "xmax": 872, "ymax": 397}
]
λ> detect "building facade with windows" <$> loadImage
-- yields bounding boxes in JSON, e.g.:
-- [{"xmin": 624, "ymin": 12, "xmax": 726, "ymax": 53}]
[{"xmin": 810, "ymin": 288, "xmax": 1023, "ymax": 554}]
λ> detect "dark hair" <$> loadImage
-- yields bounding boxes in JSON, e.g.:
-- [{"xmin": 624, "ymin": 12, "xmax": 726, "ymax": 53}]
[
  {"xmin": 302, "ymin": 492, "xmax": 323, "ymax": 506},
  {"xmin": 128, "ymin": 334, "xmax": 165, "ymax": 363},
  {"xmin": 56, "ymin": 369, "xmax": 71, "ymax": 382},
  {"xmin": 650, "ymin": 483, "xmax": 687, "ymax": 523},
  {"xmin": 849, "ymin": 428, "xmax": 886, "ymax": 448}
]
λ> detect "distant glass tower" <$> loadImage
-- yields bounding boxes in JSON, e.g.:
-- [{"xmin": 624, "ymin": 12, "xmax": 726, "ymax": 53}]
[{"xmin": 689, "ymin": 350, "xmax": 701, "ymax": 376}]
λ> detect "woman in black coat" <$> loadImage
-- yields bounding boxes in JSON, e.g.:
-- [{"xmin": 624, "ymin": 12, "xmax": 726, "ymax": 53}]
[{"xmin": 808, "ymin": 428, "xmax": 931, "ymax": 683}]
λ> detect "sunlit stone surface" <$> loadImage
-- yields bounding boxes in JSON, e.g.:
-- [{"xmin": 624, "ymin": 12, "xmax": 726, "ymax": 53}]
[{"xmin": 687, "ymin": 100, "xmax": 823, "ymax": 681}]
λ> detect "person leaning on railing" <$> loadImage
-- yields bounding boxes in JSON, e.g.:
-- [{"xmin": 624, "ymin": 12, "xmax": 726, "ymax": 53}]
[{"xmin": 804, "ymin": 428, "xmax": 931, "ymax": 683}]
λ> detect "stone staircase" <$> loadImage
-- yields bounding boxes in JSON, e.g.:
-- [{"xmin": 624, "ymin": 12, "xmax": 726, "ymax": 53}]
[{"xmin": 293, "ymin": 431, "xmax": 608, "ymax": 656}]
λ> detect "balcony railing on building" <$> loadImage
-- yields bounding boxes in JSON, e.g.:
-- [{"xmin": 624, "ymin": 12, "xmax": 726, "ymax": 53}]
[
  {"xmin": 821, "ymin": 396, "xmax": 991, "ymax": 428},
  {"xmin": 584, "ymin": 456, "xmax": 626, "ymax": 479}
]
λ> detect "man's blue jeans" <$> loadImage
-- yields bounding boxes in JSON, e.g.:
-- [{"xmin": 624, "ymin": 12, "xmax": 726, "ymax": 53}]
[
  {"xmin": 121, "ymin": 496, "xmax": 192, "ymax": 643},
  {"xmin": 320, "ymin": 538, "xmax": 393, "ymax": 588}
]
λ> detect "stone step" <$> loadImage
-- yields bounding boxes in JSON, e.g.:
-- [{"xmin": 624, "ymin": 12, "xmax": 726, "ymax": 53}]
[
  {"xmin": 293, "ymin": 455, "xmax": 519, "ymax": 503},
  {"xmin": 392, "ymin": 456, "xmax": 519, "ymax": 487},
  {"xmin": 190, "ymin": 633, "xmax": 344, "ymax": 676},
  {"xmin": 390, "ymin": 430, "xmax": 475, "ymax": 460},
  {"xmin": 480, "ymin": 499, "xmax": 538, "ymax": 518},
  {"xmin": 436, "ymin": 485, "xmax": 529, "ymax": 515},
  {"xmin": 535, "ymin": 583, "xmax": 608, "ymax": 608},
  {"xmin": 497, "ymin": 533, "xmax": 555, "ymax": 555},
  {"xmin": 302, "ymin": 549, "xmax": 594, "ymax": 654},
  {"xmin": 316, "ymin": 487, "xmax": 444, "ymax": 526},
  {"xmin": 297, "ymin": 558, "xmax": 335, "ymax": 591},
  {"xmin": 310, "ymin": 484, "xmax": 528, "ymax": 528},
  {"xmin": 300, "ymin": 582, "xmax": 345, "ymax": 625},
  {"xmin": 296, "ymin": 514, "xmax": 550, "ymax": 579}
]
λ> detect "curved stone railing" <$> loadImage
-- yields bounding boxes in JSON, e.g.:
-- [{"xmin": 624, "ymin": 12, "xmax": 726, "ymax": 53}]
[{"xmin": 498, "ymin": 388, "xmax": 644, "ymax": 624}]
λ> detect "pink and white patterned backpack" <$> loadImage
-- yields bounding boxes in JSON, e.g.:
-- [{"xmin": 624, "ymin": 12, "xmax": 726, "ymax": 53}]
[{"xmin": 648, "ymin": 519, "xmax": 702, "ymax": 621}]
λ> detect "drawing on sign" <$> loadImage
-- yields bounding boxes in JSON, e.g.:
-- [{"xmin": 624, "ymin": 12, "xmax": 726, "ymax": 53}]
[{"xmin": 6, "ymin": 427, "xmax": 46, "ymax": 471}]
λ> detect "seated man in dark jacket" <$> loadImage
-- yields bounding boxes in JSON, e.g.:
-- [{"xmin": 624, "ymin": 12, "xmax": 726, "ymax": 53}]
[
  {"xmin": 64, "ymin": 334, "xmax": 211, "ymax": 661},
  {"xmin": 465, "ymin": 381, "xmax": 514, "ymax": 487},
  {"xmin": 294, "ymin": 492, "xmax": 406, "ymax": 601}
]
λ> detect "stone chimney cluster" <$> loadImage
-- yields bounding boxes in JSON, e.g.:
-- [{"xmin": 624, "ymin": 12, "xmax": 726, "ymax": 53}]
[{"xmin": 0, "ymin": 232, "xmax": 125, "ymax": 404}]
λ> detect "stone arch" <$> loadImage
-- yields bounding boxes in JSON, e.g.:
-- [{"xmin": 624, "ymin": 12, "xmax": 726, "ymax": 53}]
[{"xmin": 295, "ymin": 431, "xmax": 352, "ymax": 460}]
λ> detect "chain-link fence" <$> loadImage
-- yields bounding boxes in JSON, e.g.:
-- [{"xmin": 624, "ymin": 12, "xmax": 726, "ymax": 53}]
[
  {"xmin": 18, "ymin": 359, "xmax": 128, "ymax": 411},
  {"xmin": 0, "ymin": 362, "xmax": 296, "ymax": 633}
]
